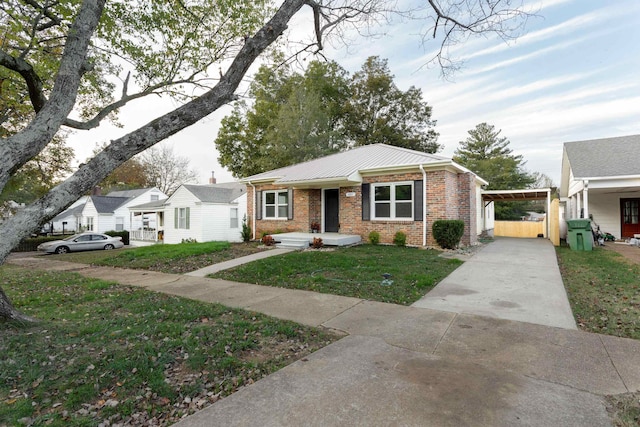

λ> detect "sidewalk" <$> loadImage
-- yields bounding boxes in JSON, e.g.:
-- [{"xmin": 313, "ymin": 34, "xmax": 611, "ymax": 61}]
[{"xmin": 8, "ymin": 242, "xmax": 640, "ymax": 426}]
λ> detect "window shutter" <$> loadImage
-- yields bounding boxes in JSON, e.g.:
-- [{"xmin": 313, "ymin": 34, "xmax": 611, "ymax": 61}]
[
  {"xmin": 186, "ymin": 207, "xmax": 190, "ymax": 229},
  {"xmin": 414, "ymin": 180, "xmax": 423, "ymax": 221},
  {"xmin": 256, "ymin": 191, "xmax": 262, "ymax": 220},
  {"xmin": 174, "ymin": 208, "xmax": 178, "ymax": 228},
  {"xmin": 362, "ymin": 183, "xmax": 370, "ymax": 221},
  {"xmin": 287, "ymin": 189, "xmax": 294, "ymax": 220}
]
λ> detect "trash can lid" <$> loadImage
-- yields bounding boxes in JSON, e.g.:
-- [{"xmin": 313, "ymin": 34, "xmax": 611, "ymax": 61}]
[{"xmin": 566, "ymin": 219, "xmax": 591, "ymax": 229}]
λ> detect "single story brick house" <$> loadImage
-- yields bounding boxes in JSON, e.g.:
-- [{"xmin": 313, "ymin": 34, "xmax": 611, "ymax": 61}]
[{"xmin": 241, "ymin": 144, "xmax": 488, "ymax": 247}]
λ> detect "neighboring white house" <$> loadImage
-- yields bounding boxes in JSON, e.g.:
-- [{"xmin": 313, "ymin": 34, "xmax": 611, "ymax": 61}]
[
  {"xmin": 51, "ymin": 188, "xmax": 167, "ymax": 234},
  {"xmin": 161, "ymin": 183, "xmax": 247, "ymax": 244},
  {"xmin": 560, "ymin": 135, "xmax": 640, "ymax": 239}
]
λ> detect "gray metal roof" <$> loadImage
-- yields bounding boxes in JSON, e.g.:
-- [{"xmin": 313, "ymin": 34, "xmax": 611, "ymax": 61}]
[
  {"xmin": 91, "ymin": 196, "xmax": 130, "ymax": 213},
  {"xmin": 564, "ymin": 135, "xmax": 640, "ymax": 178},
  {"xmin": 183, "ymin": 182, "xmax": 245, "ymax": 203},
  {"xmin": 128, "ymin": 199, "xmax": 167, "ymax": 210},
  {"xmin": 243, "ymin": 144, "xmax": 449, "ymax": 184}
]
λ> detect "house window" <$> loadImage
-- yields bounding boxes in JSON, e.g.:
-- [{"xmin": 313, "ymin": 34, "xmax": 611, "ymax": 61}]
[
  {"xmin": 115, "ymin": 217, "xmax": 124, "ymax": 231},
  {"xmin": 623, "ymin": 200, "xmax": 639, "ymax": 224},
  {"xmin": 230, "ymin": 208, "xmax": 239, "ymax": 228},
  {"xmin": 372, "ymin": 182, "xmax": 413, "ymax": 220},
  {"xmin": 175, "ymin": 207, "xmax": 190, "ymax": 229},
  {"xmin": 86, "ymin": 216, "xmax": 94, "ymax": 231},
  {"xmin": 151, "ymin": 195, "xmax": 159, "ymax": 201},
  {"xmin": 264, "ymin": 190, "xmax": 288, "ymax": 219}
]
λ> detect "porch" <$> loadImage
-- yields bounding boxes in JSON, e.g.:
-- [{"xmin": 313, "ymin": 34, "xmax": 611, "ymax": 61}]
[{"xmin": 272, "ymin": 232, "xmax": 361, "ymax": 249}]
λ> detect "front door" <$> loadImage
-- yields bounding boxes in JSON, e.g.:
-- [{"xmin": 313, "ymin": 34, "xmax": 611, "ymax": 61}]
[
  {"xmin": 621, "ymin": 198, "xmax": 640, "ymax": 237},
  {"xmin": 324, "ymin": 189, "xmax": 340, "ymax": 232}
]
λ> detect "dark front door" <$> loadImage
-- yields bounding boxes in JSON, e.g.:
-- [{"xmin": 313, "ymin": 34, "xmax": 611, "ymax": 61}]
[
  {"xmin": 621, "ymin": 198, "xmax": 640, "ymax": 237},
  {"xmin": 324, "ymin": 189, "xmax": 340, "ymax": 232}
]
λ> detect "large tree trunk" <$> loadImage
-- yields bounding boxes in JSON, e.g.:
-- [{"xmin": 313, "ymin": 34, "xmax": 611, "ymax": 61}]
[
  {"xmin": 0, "ymin": 285, "xmax": 36, "ymax": 323},
  {"xmin": 0, "ymin": 0, "xmax": 307, "ymax": 321}
]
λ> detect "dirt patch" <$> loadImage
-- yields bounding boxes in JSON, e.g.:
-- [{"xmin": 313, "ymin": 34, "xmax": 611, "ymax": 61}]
[{"xmin": 602, "ymin": 243, "xmax": 640, "ymax": 265}]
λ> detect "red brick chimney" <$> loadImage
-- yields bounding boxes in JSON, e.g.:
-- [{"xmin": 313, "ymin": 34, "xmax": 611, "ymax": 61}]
[{"xmin": 209, "ymin": 171, "xmax": 217, "ymax": 184}]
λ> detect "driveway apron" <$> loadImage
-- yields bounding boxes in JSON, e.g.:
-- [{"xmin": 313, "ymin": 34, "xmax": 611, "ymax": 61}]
[{"xmin": 412, "ymin": 237, "xmax": 577, "ymax": 329}]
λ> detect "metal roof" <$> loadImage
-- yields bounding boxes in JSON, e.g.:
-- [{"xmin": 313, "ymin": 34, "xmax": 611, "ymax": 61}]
[
  {"xmin": 183, "ymin": 182, "xmax": 245, "ymax": 203},
  {"xmin": 564, "ymin": 135, "xmax": 640, "ymax": 178},
  {"xmin": 243, "ymin": 144, "xmax": 454, "ymax": 184}
]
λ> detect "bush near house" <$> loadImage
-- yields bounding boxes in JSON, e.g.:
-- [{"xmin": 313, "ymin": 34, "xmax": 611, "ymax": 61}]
[
  {"xmin": 105, "ymin": 230, "xmax": 130, "ymax": 245},
  {"xmin": 432, "ymin": 220, "xmax": 465, "ymax": 249},
  {"xmin": 393, "ymin": 231, "xmax": 407, "ymax": 247},
  {"xmin": 368, "ymin": 231, "xmax": 380, "ymax": 245}
]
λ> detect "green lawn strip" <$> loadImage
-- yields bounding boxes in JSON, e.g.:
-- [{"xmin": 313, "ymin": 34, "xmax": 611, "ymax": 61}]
[
  {"xmin": 49, "ymin": 241, "xmax": 266, "ymax": 274},
  {"xmin": 212, "ymin": 245, "xmax": 463, "ymax": 305},
  {"xmin": 0, "ymin": 265, "xmax": 337, "ymax": 426},
  {"xmin": 556, "ymin": 246, "xmax": 640, "ymax": 340}
]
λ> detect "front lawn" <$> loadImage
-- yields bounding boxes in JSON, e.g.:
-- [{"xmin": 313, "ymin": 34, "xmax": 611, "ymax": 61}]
[
  {"xmin": 49, "ymin": 241, "xmax": 266, "ymax": 274},
  {"xmin": 556, "ymin": 246, "xmax": 640, "ymax": 340},
  {"xmin": 0, "ymin": 265, "xmax": 337, "ymax": 426},
  {"xmin": 212, "ymin": 245, "xmax": 463, "ymax": 305}
]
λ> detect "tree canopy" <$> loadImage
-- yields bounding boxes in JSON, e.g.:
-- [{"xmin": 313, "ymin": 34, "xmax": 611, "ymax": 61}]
[
  {"xmin": 216, "ymin": 56, "xmax": 440, "ymax": 178},
  {"xmin": 0, "ymin": 0, "xmax": 530, "ymax": 320}
]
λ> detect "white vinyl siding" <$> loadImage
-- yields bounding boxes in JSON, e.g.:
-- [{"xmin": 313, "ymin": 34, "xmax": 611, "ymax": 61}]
[{"xmin": 372, "ymin": 182, "xmax": 413, "ymax": 220}]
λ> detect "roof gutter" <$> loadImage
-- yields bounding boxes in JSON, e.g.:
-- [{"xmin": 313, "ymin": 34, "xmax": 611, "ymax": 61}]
[{"xmin": 419, "ymin": 164, "xmax": 427, "ymax": 247}]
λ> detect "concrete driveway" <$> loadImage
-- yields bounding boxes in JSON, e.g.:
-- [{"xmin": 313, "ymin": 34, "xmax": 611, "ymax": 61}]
[{"xmin": 412, "ymin": 237, "xmax": 577, "ymax": 329}]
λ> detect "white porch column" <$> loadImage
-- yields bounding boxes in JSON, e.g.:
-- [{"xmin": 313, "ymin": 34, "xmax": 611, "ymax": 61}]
[
  {"xmin": 582, "ymin": 180, "xmax": 589, "ymax": 220},
  {"xmin": 576, "ymin": 192, "xmax": 582, "ymax": 218}
]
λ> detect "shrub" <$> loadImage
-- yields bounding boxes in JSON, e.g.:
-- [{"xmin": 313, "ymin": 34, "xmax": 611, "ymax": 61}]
[
  {"xmin": 13, "ymin": 235, "xmax": 64, "ymax": 252},
  {"xmin": 432, "ymin": 220, "xmax": 465, "ymax": 249},
  {"xmin": 241, "ymin": 215, "xmax": 252, "ymax": 242},
  {"xmin": 261, "ymin": 235, "xmax": 275, "ymax": 246},
  {"xmin": 312, "ymin": 237, "xmax": 324, "ymax": 249},
  {"xmin": 393, "ymin": 231, "xmax": 407, "ymax": 247},
  {"xmin": 181, "ymin": 237, "xmax": 198, "ymax": 243},
  {"xmin": 105, "ymin": 230, "xmax": 130, "ymax": 245},
  {"xmin": 368, "ymin": 231, "xmax": 380, "ymax": 245}
]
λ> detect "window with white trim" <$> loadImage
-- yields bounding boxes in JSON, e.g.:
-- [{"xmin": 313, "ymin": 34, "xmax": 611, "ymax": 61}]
[
  {"xmin": 86, "ymin": 216, "xmax": 94, "ymax": 231},
  {"xmin": 230, "ymin": 208, "xmax": 239, "ymax": 228},
  {"xmin": 178, "ymin": 208, "xmax": 189, "ymax": 229},
  {"xmin": 115, "ymin": 216, "xmax": 124, "ymax": 231},
  {"xmin": 372, "ymin": 182, "xmax": 413, "ymax": 220},
  {"xmin": 263, "ymin": 190, "xmax": 288, "ymax": 219}
]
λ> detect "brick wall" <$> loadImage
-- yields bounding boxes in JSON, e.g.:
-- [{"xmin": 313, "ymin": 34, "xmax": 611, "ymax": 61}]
[{"xmin": 247, "ymin": 169, "xmax": 479, "ymax": 246}]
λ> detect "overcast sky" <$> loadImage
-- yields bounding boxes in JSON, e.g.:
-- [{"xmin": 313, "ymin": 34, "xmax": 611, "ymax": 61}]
[{"xmin": 68, "ymin": 0, "xmax": 640, "ymax": 188}]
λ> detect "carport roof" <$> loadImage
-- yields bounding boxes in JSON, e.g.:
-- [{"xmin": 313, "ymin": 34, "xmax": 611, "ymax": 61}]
[{"xmin": 482, "ymin": 188, "xmax": 551, "ymax": 202}]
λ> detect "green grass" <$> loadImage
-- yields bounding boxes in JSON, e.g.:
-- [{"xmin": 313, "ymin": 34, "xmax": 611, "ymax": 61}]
[
  {"xmin": 0, "ymin": 265, "xmax": 337, "ymax": 426},
  {"xmin": 49, "ymin": 241, "xmax": 265, "ymax": 274},
  {"xmin": 556, "ymin": 246, "xmax": 640, "ymax": 340},
  {"xmin": 212, "ymin": 245, "xmax": 463, "ymax": 305}
]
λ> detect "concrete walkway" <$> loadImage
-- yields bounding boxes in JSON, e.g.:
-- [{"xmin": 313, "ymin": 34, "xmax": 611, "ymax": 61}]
[
  {"xmin": 412, "ymin": 237, "xmax": 577, "ymax": 329},
  {"xmin": 8, "ymin": 241, "xmax": 640, "ymax": 426},
  {"xmin": 185, "ymin": 248, "xmax": 294, "ymax": 277}
]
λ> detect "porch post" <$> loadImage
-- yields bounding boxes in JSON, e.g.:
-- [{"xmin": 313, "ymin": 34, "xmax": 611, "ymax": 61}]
[
  {"xmin": 582, "ymin": 180, "xmax": 589, "ymax": 220},
  {"xmin": 576, "ymin": 192, "xmax": 582, "ymax": 218},
  {"xmin": 546, "ymin": 190, "xmax": 551, "ymax": 238}
]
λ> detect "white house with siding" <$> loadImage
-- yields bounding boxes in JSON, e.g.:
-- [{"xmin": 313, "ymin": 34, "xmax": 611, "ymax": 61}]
[
  {"xmin": 162, "ymin": 183, "xmax": 247, "ymax": 244},
  {"xmin": 560, "ymin": 135, "xmax": 640, "ymax": 239},
  {"xmin": 51, "ymin": 188, "xmax": 167, "ymax": 234}
]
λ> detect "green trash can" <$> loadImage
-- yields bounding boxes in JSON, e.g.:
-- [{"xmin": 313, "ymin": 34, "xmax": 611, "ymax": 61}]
[{"xmin": 566, "ymin": 219, "xmax": 593, "ymax": 251}]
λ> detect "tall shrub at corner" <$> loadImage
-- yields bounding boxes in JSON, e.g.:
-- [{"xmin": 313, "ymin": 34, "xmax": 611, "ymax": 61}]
[
  {"xmin": 432, "ymin": 220, "xmax": 464, "ymax": 249},
  {"xmin": 241, "ymin": 215, "xmax": 252, "ymax": 242}
]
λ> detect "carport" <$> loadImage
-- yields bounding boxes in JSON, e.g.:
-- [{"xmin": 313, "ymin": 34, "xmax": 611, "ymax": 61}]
[{"xmin": 481, "ymin": 188, "xmax": 556, "ymax": 244}]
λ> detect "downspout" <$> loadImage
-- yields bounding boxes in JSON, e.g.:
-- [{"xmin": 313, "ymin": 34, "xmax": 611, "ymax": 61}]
[
  {"xmin": 247, "ymin": 180, "xmax": 256, "ymax": 240},
  {"xmin": 419, "ymin": 164, "xmax": 427, "ymax": 247}
]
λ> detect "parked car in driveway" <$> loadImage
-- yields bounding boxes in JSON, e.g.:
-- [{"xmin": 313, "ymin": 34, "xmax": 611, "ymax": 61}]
[{"xmin": 37, "ymin": 233, "xmax": 124, "ymax": 254}]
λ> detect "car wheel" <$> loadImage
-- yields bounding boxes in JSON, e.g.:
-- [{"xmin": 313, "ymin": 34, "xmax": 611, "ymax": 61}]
[
  {"xmin": 55, "ymin": 246, "xmax": 69, "ymax": 254},
  {"xmin": 104, "ymin": 244, "xmax": 115, "ymax": 250}
]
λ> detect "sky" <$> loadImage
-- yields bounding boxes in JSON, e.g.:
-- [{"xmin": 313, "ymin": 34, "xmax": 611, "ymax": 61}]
[{"xmin": 67, "ymin": 0, "xmax": 640, "ymax": 188}]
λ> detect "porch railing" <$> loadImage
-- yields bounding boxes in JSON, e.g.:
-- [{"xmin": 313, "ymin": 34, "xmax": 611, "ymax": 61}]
[{"xmin": 130, "ymin": 229, "xmax": 160, "ymax": 242}]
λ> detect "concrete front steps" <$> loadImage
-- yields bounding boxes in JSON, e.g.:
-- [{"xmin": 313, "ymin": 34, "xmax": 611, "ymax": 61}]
[{"xmin": 274, "ymin": 232, "xmax": 361, "ymax": 249}]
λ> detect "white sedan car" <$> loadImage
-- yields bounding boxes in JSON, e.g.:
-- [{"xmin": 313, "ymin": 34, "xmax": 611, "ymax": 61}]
[{"xmin": 37, "ymin": 233, "xmax": 124, "ymax": 254}]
